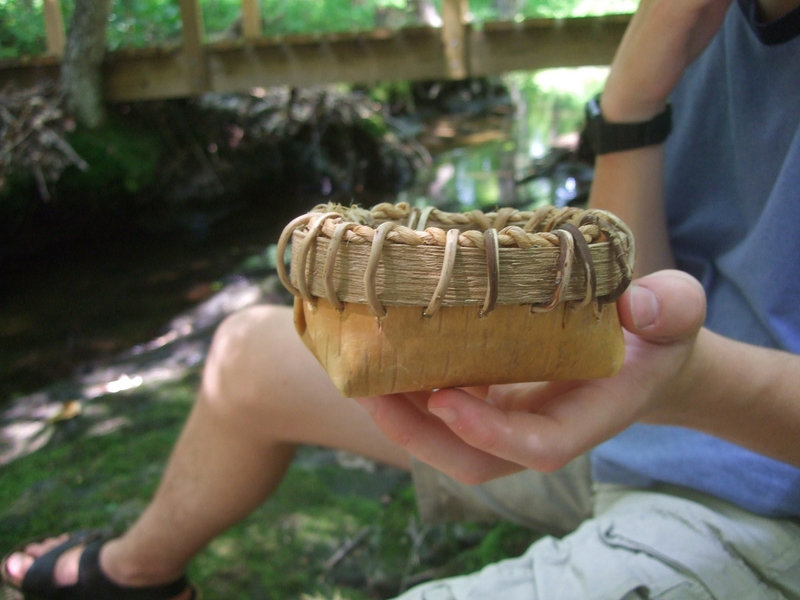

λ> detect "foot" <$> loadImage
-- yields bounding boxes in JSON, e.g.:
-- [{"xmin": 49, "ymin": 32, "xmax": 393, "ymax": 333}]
[{"xmin": 2, "ymin": 533, "xmax": 194, "ymax": 600}]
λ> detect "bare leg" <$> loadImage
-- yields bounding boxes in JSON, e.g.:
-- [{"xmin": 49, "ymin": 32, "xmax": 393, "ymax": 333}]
[{"xmin": 4, "ymin": 304, "xmax": 409, "ymax": 595}]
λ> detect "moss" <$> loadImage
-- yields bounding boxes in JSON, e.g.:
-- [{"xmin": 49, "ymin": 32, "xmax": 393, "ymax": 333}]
[
  {"xmin": 0, "ymin": 113, "xmax": 164, "ymax": 262},
  {"xmin": 450, "ymin": 521, "xmax": 537, "ymax": 573},
  {"xmin": 0, "ymin": 378, "xmax": 194, "ymax": 541},
  {"xmin": 62, "ymin": 116, "xmax": 162, "ymax": 197},
  {"xmin": 1, "ymin": 373, "xmax": 538, "ymax": 599}
]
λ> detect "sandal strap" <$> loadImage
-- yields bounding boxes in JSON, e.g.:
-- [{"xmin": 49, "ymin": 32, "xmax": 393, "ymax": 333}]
[
  {"xmin": 20, "ymin": 531, "xmax": 102, "ymax": 597},
  {"xmin": 76, "ymin": 539, "xmax": 190, "ymax": 600},
  {"xmin": 13, "ymin": 531, "xmax": 191, "ymax": 600}
]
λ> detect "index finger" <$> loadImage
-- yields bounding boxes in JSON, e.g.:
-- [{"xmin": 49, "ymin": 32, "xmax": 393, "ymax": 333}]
[
  {"xmin": 429, "ymin": 378, "xmax": 644, "ymax": 473},
  {"xmin": 358, "ymin": 393, "xmax": 524, "ymax": 483}
]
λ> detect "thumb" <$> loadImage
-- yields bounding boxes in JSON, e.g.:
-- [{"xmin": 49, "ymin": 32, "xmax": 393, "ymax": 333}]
[{"xmin": 618, "ymin": 269, "xmax": 707, "ymax": 344}]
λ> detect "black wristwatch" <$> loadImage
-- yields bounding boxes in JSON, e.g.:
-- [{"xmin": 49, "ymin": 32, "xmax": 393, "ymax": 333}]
[{"xmin": 584, "ymin": 94, "xmax": 672, "ymax": 155}]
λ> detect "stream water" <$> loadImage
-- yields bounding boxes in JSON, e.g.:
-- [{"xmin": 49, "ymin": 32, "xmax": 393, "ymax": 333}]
[
  {"xmin": 0, "ymin": 71, "xmax": 603, "ymax": 405},
  {"xmin": 0, "ymin": 200, "xmax": 303, "ymax": 402}
]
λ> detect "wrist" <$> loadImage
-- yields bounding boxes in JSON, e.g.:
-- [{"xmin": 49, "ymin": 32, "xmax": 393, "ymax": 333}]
[
  {"xmin": 600, "ymin": 75, "xmax": 670, "ymax": 123},
  {"xmin": 646, "ymin": 328, "xmax": 721, "ymax": 429},
  {"xmin": 584, "ymin": 93, "xmax": 672, "ymax": 155},
  {"xmin": 600, "ymin": 95, "xmax": 669, "ymax": 124}
]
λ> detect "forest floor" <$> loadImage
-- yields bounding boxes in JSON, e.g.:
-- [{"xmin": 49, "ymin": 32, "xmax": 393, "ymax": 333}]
[
  {"xmin": 0, "ymin": 79, "xmax": 551, "ymax": 598},
  {"xmin": 0, "ymin": 271, "xmax": 537, "ymax": 600}
]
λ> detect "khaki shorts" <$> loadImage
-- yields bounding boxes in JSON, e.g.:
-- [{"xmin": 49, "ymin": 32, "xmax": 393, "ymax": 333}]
[
  {"xmin": 400, "ymin": 459, "xmax": 800, "ymax": 599},
  {"xmin": 411, "ymin": 456, "xmax": 593, "ymax": 536}
]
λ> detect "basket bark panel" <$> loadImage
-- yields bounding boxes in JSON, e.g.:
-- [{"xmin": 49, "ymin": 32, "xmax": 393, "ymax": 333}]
[
  {"xmin": 278, "ymin": 202, "xmax": 635, "ymax": 397},
  {"xmin": 294, "ymin": 299, "xmax": 624, "ymax": 398}
]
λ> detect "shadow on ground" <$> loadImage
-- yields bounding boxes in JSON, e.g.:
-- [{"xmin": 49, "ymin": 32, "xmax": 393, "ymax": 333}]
[{"xmin": 1, "ymin": 268, "xmax": 537, "ymax": 599}]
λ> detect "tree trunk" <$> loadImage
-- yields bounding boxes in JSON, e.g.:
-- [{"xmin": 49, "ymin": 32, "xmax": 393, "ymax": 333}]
[{"xmin": 61, "ymin": 0, "xmax": 112, "ymax": 128}]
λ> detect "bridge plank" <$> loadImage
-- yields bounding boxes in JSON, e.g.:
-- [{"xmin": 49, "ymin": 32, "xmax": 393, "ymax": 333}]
[{"xmin": 470, "ymin": 15, "xmax": 628, "ymax": 74}]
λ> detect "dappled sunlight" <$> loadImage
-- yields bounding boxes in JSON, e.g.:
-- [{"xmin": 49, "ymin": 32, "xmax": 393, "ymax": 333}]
[
  {"xmin": 82, "ymin": 373, "xmax": 144, "ymax": 396},
  {"xmin": 333, "ymin": 450, "xmax": 379, "ymax": 473},
  {"xmin": 0, "ymin": 419, "xmax": 54, "ymax": 465},
  {"xmin": 87, "ymin": 416, "xmax": 133, "ymax": 437},
  {"xmin": 105, "ymin": 374, "xmax": 143, "ymax": 393},
  {"xmin": 287, "ymin": 510, "xmax": 363, "ymax": 544},
  {"xmin": 300, "ymin": 593, "xmax": 349, "ymax": 600},
  {"xmin": 0, "ymin": 389, "xmax": 64, "ymax": 463},
  {"xmin": 1, "ymin": 274, "xmax": 286, "ymax": 467}
]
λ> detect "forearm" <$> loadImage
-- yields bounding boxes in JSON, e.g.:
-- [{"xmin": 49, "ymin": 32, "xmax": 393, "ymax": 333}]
[
  {"xmin": 653, "ymin": 328, "xmax": 800, "ymax": 466},
  {"xmin": 586, "ymin": 0, "xmax": 733, "ymax": 276},
  {"xmin": 587, "ymin": 49, "xmax": 677, "ymax": 277},
  {"xmin": 588, "ymin": 145, "xmax": 675, "ymax": 277}
]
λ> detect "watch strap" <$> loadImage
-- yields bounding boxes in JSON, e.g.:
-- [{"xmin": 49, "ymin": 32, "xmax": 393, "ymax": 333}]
[{"xmin": 585, "ymin": 94, "xmax": 672, "ymax": 155}]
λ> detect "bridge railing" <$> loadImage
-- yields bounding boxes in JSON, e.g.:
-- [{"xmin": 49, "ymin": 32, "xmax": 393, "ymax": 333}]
[{"xmin": 3, "ymin": 0, "xmax": 629, "ymax": 102}]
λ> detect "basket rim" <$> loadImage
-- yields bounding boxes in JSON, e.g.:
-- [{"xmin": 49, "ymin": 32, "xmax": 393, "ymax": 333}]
[
  {"xmin": 279, "ymin": 202, "xmax": 632, "ymax": 247},
  {"xmin": 277, "ymin": 202, "xmax": 635, "ymax": 318}
]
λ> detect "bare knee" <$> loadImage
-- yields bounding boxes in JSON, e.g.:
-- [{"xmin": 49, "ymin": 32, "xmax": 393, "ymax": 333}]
[
  {"xmin": 197, "ymin": 303, "xmax": 352, "ymax": 448},
  {"xmin": 199, "ymin": 304, "xmax": 297, "ymax": 420}
]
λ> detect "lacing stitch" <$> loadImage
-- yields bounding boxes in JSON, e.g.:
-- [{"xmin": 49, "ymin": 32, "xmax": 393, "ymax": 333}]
[
  {"xmin": 579, "ymin": 211, "xmax": 634, "ymax": 304},
  {"xmin": 559, "ymin": 223, "xmax": 596, "ymax": 308},
  {"xmin": 424, "ymin": 228, "xmax": 460, "ymax": 318},
  {"xmin": 323, "ymin": 221, "xmax": 359, "ymax": 312},
  {"xmin": 416, "ymin": 205, "xmax": 436, "ymax": 232},
  {"xmin": 276, "ymin": 213, "xmax": 315, "ymax": 297},
  {"xmin": 531, "ymin": 228, "xmax": 574, "ymax": 313},
  {"xmin": 480, "ymin": 228, "xmax": 500, "ymax": 317},
  {"xmin": 296, "ymin": 212, "xmax": 341, "ymax": 306},
  {"xmin": 365, "ymin": 221, "xmax": 398, "ymax": 318}
]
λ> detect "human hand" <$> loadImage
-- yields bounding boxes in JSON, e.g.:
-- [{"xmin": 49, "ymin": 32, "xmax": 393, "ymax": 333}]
[
  {"xmin": 602, "ymin": 0, "xmax": 733, "ymax": 121},
  {"xmin": 357, "ymin": 269, "xmax": 707, "ymax": 484}
]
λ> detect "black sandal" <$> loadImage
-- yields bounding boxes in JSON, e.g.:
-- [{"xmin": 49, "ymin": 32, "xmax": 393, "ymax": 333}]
[{"xmin": 1, "ymin": 531, "xmax": 197, "ymax": 600}]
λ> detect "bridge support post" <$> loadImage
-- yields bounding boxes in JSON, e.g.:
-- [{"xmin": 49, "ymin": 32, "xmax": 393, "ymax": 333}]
[
  {"xmin": 441, "ymin": 0, "xmax": 468, "ymax": 79},
  {"xmin": 179, "ymin": 0, "xmax": 211, "ymax": 94},
  {"xmin": 241, "ymin": 0, "xmax": 262, "ymax": 40},
  {"xmin": 43, "ymin": 0, "xmax": 66, "ymax": 57}
]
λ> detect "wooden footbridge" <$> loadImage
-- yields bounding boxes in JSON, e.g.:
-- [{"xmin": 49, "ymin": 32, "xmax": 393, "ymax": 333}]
[{"xmin": 2, "ymin": 0, "xmax": 630, "ymax": 103}]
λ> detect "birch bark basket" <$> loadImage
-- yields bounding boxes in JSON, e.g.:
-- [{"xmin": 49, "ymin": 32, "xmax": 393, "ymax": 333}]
[{"xmin": 277, "ymin": 202, "xmax": 635, "ymax": 397}]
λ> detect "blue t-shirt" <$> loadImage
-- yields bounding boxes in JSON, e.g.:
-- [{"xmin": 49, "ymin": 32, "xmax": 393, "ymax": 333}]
[{"xmin": 591, "ymin": 0, "xmax": 800, "ymax": 518}]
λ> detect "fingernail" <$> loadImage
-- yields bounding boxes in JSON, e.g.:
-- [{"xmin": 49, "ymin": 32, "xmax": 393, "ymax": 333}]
[
  {"xmin": 429, "ymin": 406, "xmax": 458, "ymax": 424},
  {"xmin": 629, "ymin": 283, "xmax": 659, "ymax": 330}
]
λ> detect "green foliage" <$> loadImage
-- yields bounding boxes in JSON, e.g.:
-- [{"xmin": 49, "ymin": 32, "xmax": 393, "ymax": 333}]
[
  {"xmin": 510, "ymin": 67, "xmax": 606, "ymax": 138},
  {"xmin": 468, "ymin": 0, "xmax": 634, "ymax": 22},
  {"xmin": 201, "ymin": 0, "xmax": 241, "ymax": 36},
  {"xmin": 0, "ymin": 0, "xmax": 48, "ymax": 57},
  {"xmin": 61, "ymin": 116, "xmax": 161, "ymax": 195},
  {"xmin": 107, "ymin": 0, "xmax": 183, "ymax": 49},
  {"xmin": 260, "ymin": 0, "xmax": 376, "ymax": 36}
]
